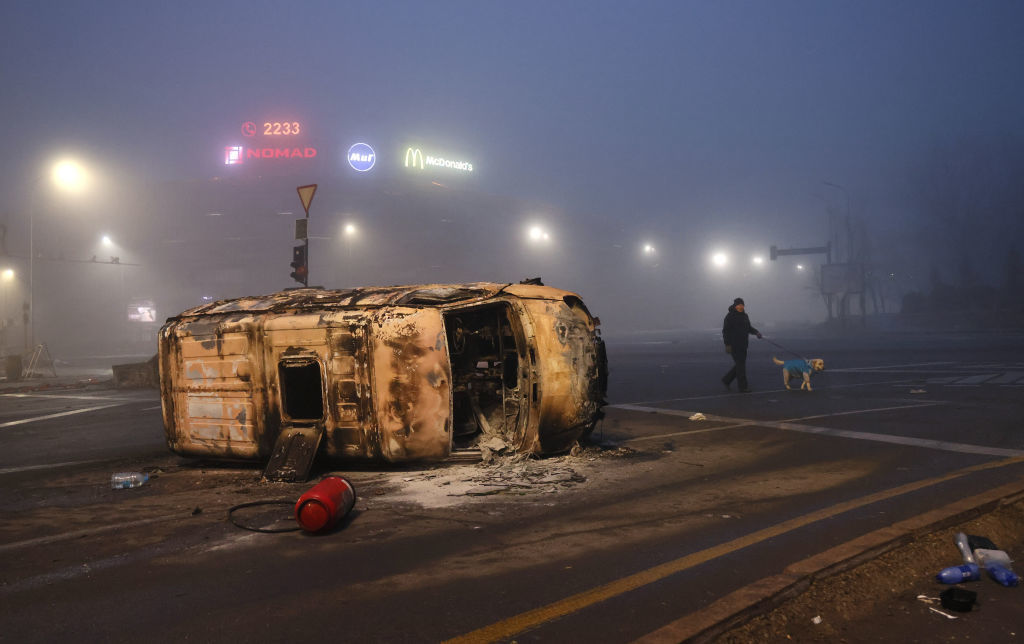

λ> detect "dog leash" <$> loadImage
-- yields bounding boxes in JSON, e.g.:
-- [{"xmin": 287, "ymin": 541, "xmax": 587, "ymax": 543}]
[{"xmin": 760, "ymin": 337, "xmax": 808, "ymax": 362}]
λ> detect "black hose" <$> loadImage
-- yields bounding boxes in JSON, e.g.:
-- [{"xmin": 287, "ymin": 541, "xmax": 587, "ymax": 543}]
[{"xmin": 227, "ymin": 500, "xmax": 301, "ymax": 533}]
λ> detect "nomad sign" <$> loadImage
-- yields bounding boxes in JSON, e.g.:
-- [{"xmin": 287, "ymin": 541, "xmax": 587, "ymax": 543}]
[{"xmin": 404, "ymin": 147, "xmax": 473, "ymax": 173}]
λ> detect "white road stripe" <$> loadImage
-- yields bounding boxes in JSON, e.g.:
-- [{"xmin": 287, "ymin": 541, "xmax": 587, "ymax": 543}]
[
  {"xmin": 613, "ymin": 403, "xmax": 1024, "ymax": 457},
  {"xmin": 0, "ymin": 513, "xmax": 189, "ymax": 555},
  {"xmin": 827, "ymin": 361, "xmax": 957, "ymax": 372},
  {"xmin": 0, "ymin": 403, "xmax": 125, "ymax": 429},
  {"xmin": 617, "ymin": 378, "xmax": 917, "ymax": 406},
  {"xmin": 953, "ymin": 374, "xmax": 999, "ymax": 385},
  {"xmin": 0, "ymin": 460, "xmax": 104, "ymax": 475},
  {"xmin": 141, "ymin": 405, "xmax": 162, "ymax": 411},
  {"xmin": 1, "ymin": 393, "xmax": 133, "ymax": 401}
]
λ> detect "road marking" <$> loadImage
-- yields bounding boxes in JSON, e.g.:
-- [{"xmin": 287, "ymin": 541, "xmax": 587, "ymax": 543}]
[
  {"xmin": 826, "ymin": 361, "xmax": 957, "ymax": 372},
  {"xmin": 141, "ymin": 405, "xmax": 162, "ymax": 411},
  {"xmin": 0, "ymin": 513, "xmax": 189, "ymax": 555},
  {"xmin": 0, "ymin": 403, "xmax": 125, "ymax": 429},
  {"xmin": 618, "ymin": 378, "xmax": 917, "ymax": 406},
  {"xmin": 0, "ymin": 460, "xmax": 105, "ymax": 475},
  {"xmin": 614, "ymin": 403, "xmax": 1023, "ymax": 457},
  {"xmin": 991, "ymin": 372, "xmax": 1024, "ymax": 384},
  {"xmin": 1, "ymin": 393, "xmax": 132, "ymax": 401},
  {"xmin": 953, "ymin": 374, "xmax": 999, "ymax": 385},
  {"xmin": 443, "ymin": 455, "xmax": 1024, "ymax": 644}
]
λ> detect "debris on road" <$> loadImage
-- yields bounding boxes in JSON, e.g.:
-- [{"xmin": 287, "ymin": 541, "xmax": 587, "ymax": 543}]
[
  {"xmin": 910, "ymin": 388, "xmax": 927, "ymax": 394},
  {"xmin": 928, "ymin": 606, "xmax": 959, "ymax": 620},
  {"xmin": 110, "ymin": 472, "xmax": 149, "ymax": 489},
  {"xmin": 380, "ymin": 445, "xmax": 633, "ymax": 508},
  {"xmin": 688, "ymin": 412, "xmax": 707, "ymax": 421},
  {"xmin": 939, "ymin": 587, "xmax": 977, "ymax": 612}
]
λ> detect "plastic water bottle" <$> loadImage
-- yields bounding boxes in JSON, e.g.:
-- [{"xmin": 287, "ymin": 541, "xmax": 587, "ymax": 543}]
[
  {"xmin": 954, "ymin": 532, "xmax": 976, "ymax": 564},
  {"xmin": 975, "ymin": 549, "xmax": 1013, "ymax": 568},
  {"xmin": 985, "ymin": 563, "xmax": 1020, "ymax": 587},
  {"xmin": 110, "ymin": 472, "xmax": 149, "ymax": 489},
  {"xmin": 936, "ymin": 563, "xmax": 980, "ymax": 584}
]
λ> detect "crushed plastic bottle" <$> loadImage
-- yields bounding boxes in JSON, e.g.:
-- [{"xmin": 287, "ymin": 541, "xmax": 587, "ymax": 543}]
[
  {"xmin": 954, "ymin": 532, "xmax": 976, "ymax": 564},
  {"xmin": 985, "ymin": 562, "xmax": 1020, "ymax": 587},
  {"xmin": 111, "ymin": 472, "xmax": 149, "ymax": 489},
  {"xmin": 936, "ymin": 563, "xmax": 980, "ymax": 584},
  {"xmin": 975, "ymin": 549, "xmax": 1013, "ymax": 568}
]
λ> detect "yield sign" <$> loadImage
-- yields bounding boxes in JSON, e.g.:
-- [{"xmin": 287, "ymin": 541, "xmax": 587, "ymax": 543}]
[{"xmin": 296, "ymin": 184, "xmax": 317, "ymax": 215}]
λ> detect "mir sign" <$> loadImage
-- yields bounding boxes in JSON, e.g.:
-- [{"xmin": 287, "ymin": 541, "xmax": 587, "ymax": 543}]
[
  {"xmin": 224, "ymin": 119, "xmax": 317, "ymax": 165},
  {"xmin": 347, "ymin": 143, "xmax": 376, "ymax": 172},
  {"xmin": 404, "ymin": 147, "xmax": 473, "ymax": 173}
]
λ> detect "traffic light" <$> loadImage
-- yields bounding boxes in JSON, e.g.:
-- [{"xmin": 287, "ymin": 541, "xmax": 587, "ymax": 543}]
[{"xmin": 290, "ymin": 244, "xmax": 308, "ymax": 285}]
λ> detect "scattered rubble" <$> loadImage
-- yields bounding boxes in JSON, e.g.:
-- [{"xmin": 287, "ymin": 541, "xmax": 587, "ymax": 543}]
[{"xmin": 381, "ymin": 442, "xmax": 634, "ymax": 508}]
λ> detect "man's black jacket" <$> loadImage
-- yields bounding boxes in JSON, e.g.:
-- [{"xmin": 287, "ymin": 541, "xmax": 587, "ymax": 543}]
[{"xmin": 722, "ymin": 305, "xmax": 760, "ymax": 349}]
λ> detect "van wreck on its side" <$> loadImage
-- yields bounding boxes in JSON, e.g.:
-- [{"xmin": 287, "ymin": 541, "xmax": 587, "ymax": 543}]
[{"xmin": 158, "ymin": 282, "xmax": 607, "ymax": 480}]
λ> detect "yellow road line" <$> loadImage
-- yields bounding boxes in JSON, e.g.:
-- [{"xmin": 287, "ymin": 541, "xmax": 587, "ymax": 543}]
[{"xmin": 444, "ymin": 455, "xmax": 1024, "ymax": 644}]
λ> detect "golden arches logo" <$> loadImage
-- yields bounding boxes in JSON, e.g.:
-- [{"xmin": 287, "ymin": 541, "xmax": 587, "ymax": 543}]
[{"xmin": 404, "ymin": 147, "xmax": 424, "ymax": 170}]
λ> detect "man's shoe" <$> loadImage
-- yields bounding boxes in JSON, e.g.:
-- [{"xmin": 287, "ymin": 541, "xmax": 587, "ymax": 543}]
[{"xmin": 721, "ymin": 378, "xmax": 731, "ymax": 390}]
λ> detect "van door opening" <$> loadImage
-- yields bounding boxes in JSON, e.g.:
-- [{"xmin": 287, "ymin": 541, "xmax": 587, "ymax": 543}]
[{"xmin": 444, "ymin": 304, "xmax": 525, "ymax": 449}]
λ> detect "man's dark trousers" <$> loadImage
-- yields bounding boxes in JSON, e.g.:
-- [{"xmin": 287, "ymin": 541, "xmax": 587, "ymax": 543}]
[{"xmin": 723, "ymin": 346, "xmax": 748, "ymax": 390}]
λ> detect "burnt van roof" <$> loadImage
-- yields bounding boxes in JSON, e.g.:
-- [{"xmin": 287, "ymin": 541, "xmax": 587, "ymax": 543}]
[{"xmin": 173, "ymin": 282, "xmax": 581, "ymax": 319}]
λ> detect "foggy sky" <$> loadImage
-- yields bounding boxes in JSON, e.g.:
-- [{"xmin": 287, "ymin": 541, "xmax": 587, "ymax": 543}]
[{"xmin": 3, "ymin": 0, "xmax": 1024, "ymax": 347}]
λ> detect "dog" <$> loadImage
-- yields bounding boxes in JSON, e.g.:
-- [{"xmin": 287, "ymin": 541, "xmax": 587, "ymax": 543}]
[{"xmin": 772, "ymin": 357, "xmax": 825, "ymax": 391}]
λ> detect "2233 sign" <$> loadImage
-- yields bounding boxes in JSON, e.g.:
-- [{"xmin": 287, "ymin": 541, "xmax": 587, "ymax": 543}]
[{"xmin": 263, "ymin": 121, "xmax": 301, "ymax": 135}]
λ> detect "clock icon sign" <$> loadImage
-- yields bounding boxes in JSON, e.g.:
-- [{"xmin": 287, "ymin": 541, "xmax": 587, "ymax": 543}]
[{"xmin": 241, "ymin": 121, "xmax": 256, "ymax": 137}]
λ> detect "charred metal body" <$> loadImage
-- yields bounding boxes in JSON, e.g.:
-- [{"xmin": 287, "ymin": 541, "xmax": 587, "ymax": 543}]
[{"xmin": 159, "ymin": 283, "xmax": 607, "ymax": 473}]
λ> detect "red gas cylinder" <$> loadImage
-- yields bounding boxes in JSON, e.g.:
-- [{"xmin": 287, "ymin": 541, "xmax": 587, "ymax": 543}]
[{"xmin": 294, "ymin": 476, "xmax": 356, "ymax": 533}]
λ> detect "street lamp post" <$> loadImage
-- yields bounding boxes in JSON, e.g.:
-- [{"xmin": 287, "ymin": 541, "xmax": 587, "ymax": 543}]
[
  {"xmin": 29, "ymin": 159, "xmax": 89, "ymax": 351},
  {"xmin": 1, "ymin": 268, "xmax": 13, "ymax": 354}
]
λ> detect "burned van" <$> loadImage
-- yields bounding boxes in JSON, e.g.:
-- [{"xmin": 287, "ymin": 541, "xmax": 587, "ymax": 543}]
[{"xmin": 159, "ymin": 282, "xmax": 607, "ymax": 479}]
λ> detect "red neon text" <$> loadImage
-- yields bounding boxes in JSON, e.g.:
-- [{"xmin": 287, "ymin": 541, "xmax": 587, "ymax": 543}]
[{"xmin": 246, "ymin": 147, "xmax": 318, "ymax": 160}]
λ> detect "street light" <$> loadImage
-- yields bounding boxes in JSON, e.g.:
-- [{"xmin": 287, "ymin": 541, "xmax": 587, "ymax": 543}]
[
  {"xmin": 527, "ymin": 225, "xmax": 551, "ymax": 243},
  {"xmin": 796, "ymin": 264, "xmax": 805, "ymax": 271},
  {"xmin": 29, "ymin": 157, "xmax": 92, "ymax": 351},
  {"xmin": 642, "ymin": 243, "xmax": 656, "ymax": 256},
  {"xmin": 101, "ymin": 234, "xmax": 114, "ymax": 247},
  {"xmin": 711, "ymin": 251, "xmax": 729, "ymax": 269},
  {"xmin": 52, "ymin": 160, "xmax": 89, "ymax": 193}
]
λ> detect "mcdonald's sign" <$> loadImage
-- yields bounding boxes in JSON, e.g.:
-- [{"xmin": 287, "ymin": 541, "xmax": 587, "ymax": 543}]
[
  {"xmin": 404, "ymin": 147, "xmax": 424, "ymax": 170},
  {"xmin": 403, "ymin": 147, "xmax": 473, "ymax": 173}
]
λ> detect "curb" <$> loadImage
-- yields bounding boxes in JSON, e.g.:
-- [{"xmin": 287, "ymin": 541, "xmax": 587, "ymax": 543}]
[
  {"xmin": 0, "ymin": 377, "xmax": 113, "ymax": 394},
  {"xmin": 634, "ymin": 477, "xmax": 1024, "ymax": 643}
]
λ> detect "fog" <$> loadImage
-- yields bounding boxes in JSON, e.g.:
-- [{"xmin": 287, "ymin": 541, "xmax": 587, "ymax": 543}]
[{"xmin": 2, "ymin": 1, "xmax": 1023, "ymax": 358}]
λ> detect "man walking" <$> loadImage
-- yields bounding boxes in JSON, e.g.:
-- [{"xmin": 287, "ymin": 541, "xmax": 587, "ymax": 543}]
[{"xmin": 722, "ymin": 297, "xmax": 762, "ymax": 392}]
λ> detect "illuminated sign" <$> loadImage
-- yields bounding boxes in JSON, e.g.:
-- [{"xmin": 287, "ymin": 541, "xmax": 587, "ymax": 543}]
[
  {"xmin": 223, "ymin": 146, "xmax": 317, "ymax": 165},
  {"xmin": 225, "ymin": 146, "xmax": 243, "ymax": 165},
  {"xmin": 404, "ymin": 147, "xmax": 473, "ymax": 173},
  {"xmin": 127, "ymin": 301, "xmax": 157, "ymax": 323},
  {"xmin": 262, "ymin": 121, "xmax": 302, "ymax": 135},
  {"xmin": 347, "ymin": 143, "xmax": 376, "ymax": 172}
]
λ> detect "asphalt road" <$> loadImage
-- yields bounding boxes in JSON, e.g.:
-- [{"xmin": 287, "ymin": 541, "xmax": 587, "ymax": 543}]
[{"xmin": 1, "ymin": 329, "xmax": 1023, "ymax": 642}]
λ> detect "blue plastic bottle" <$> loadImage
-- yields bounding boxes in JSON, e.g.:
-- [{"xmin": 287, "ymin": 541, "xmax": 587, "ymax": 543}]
[
  {"xmin": 985, "ymin": 563, "xmax": 1020, "ymax": 587},
  {"xmin": 936, "ymin": 563, "xmax": 980, "ymax": 584}
]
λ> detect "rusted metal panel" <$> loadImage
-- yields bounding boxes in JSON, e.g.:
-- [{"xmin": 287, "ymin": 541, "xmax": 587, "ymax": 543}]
[
  {"xmin": 371, "ymin": 307, "xmax": 452, "ymax": 462},
  {"xmin": 159, "ymin": 283, "xmax": 607, "ymax": 472}
]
